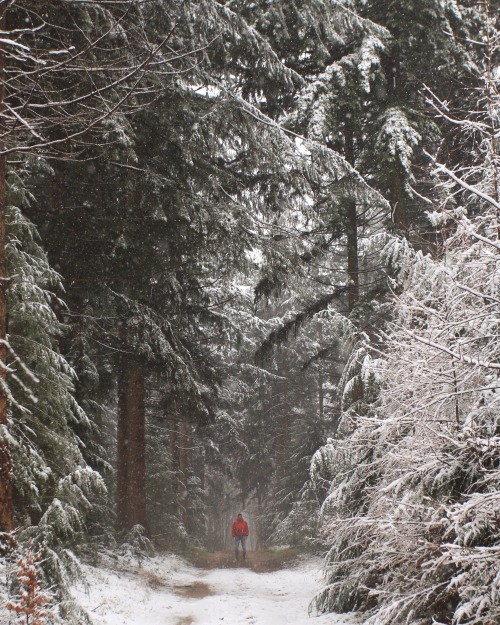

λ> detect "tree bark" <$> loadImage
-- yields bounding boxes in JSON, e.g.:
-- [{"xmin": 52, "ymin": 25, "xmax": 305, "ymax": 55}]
[
  {"xmin": 343, "ymin": 122, "xmax": 359, "ymax": 312},
  {"xmin": 385, "ymin": 47, "xmax": 409, "ymax": 235},
  {"xmin": 116, "ymin": 355, "xmax": 147, "ymax": 532},
  {"xmin": 178, "ymin": 419, "xmax": 191, "ymax": 529},
  {"xmin": 390, "ymin": 168, "xmax": 408, "ymax": 234},
  {"xmin": 168, "ymin": 412, "xmax": 180, "ymax": 515},
  {"xmin": 346, "ymin": 198, "xmax": 359, "ymax": 312},
  {"xmin": 271, "ymin": 376, "xmax": 291, "ymax": 487},
  {"xmin": 0, "ymin": 9, "xmax": 14, "ymax": 535}
]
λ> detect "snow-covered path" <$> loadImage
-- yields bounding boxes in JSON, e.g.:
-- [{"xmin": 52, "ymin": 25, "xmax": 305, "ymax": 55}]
[{"xmin": 77, "ymin": 554, "xmax": 358, "ymax": 625}]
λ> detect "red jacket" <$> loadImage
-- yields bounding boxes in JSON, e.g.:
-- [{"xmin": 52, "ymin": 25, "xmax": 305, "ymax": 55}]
[{"xmin": 232, "ymin": 518, "xmax": 249, "ymax": 537}]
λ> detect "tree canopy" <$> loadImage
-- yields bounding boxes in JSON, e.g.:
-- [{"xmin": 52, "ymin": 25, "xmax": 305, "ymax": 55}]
[{"xmin": 0, "ymin": 2, "xmax": 498, "ymax": 625}]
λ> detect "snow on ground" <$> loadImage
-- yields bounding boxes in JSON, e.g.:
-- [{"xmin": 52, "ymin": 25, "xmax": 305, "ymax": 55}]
[{"xmin": 76, "ymin": 554, "xmax": 359, "ymax": 625}]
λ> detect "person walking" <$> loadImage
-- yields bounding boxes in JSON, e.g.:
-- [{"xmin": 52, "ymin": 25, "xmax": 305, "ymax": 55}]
[{"xmin": 232, "ymin": 513, "xmax": 249, "ymax": 562}]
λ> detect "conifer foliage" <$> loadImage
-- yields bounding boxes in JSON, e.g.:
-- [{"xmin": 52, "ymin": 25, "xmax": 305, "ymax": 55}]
[
  {"xmin": 314, "ymin": 202, "xmax": 500, "ymax": 624},
  {"xmin": 4, "ymin": 181, "xmax": 105, "ymax": 616},
  {"xmin": 0, "ymin": 1, "xmax": 499, "ymax": 623},
  {"xmin": 313, "ymin": 6, "xmax": 500, "ymax": 621}
]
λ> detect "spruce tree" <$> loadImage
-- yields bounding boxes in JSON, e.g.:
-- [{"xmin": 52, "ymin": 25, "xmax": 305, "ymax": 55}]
[
  {"xmin": 22, "ymin": 0, "xmax": 364, "ymax": 540},
  {"xmin": 0, "ymin": 0, "xmax": 173, "ymax": 535},
  {"xmin": 313, "ymin": 4, "xmax": 500, "ymax": 622},
  {"xmin": 1, "ymin": 173, "xmax": 104, "ymax": 619}
]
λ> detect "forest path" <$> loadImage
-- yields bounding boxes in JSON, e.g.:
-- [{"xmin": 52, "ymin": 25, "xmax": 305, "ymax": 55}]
[
  {"xmin": 196, "ymin": 549, "xmax": 295, "ymax": 573},
  {"xmin": 77, "ymin": 553, "xmax": 358, "ymax": 625}
]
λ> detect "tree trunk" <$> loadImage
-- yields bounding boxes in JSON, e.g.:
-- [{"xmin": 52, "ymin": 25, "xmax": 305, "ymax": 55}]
[
  {"xmin": 0, "ymin": 9, "xmax": 14, "ymax": 535},
  {"xmin": 346, "ymin": 198, "xmax": 359, "ymax": 312},
  {"xmin": 343, "ymin": 123, "xmax": 359, "ymax": 312},
  {"xmin": 255, "ymin": 489, "xmax": 263, "ymax": 551},
  {"xmin": 275, "ymin": 379, "xmax": 290, "ymax": 480},
  {"xmin": 116, "ymin": 356, "xmax": 147, "ymax": 532},
  {"xmin": 386, "ymin": 47, "xmax": 409, "ymax": 235},
  {"xmin": 178, "ymin": 419, "xmax": 191, "ymax": 529},
  {"xmin": 390, "ymin": 168, "xmax": 408, "ymax": 234},
  {"xmin": 484, "ymin": 0, "xmax": 500, "ymax": 237},
  {"xmin": 168, "ymin": 412, "xmax": 180, "ymax": 515}
]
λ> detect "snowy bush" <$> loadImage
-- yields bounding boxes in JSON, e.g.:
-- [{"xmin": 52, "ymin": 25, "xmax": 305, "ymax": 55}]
[
  {"xmin": 6, "ymin": 545, "xmax": 62, "ymax": 625},
  {"xmin": 117, "ymin": 525, "xmax": 154, "ymax": 567}
]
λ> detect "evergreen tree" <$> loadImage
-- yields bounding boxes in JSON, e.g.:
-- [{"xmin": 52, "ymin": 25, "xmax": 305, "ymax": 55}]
[
  {"xmin": 1, "ymin": 174, "xmax": 104, "ymax": 619},
  {"xmin": 313, "ymin": 6, "xmax": 500, "ymax": 621},
  {"xmin": 22, "ymin": 0, "xmax": 363, "ymax": 540},
  {"xmin": 0, "ymin": 0, "xmax": 171, "ymax": 535}
]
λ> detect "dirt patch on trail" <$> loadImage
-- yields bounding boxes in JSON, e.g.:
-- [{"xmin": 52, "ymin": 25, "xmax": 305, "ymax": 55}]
[
  {"xmin": 198, "ymin": 551, "xmax": 297, "ymax": 573},
  {"xmin": 175, "ymin": 617, "xmax": 194, "ymax": 625},
  {"xmin": 139, "ymin": 570, "xmax": 168, "ymax": 589},
  {"xmin": 174, "ymin": 581, "xmax": 213, "ymax": 599}
]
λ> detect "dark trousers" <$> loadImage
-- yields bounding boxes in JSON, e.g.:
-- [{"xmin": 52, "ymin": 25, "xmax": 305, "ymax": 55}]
[{"xmin": 234, "ymin": 536, "xmax": 247, "ymax": 560}]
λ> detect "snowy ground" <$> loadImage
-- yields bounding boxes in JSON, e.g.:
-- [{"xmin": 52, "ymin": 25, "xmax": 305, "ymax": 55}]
[{"xmin": 76, "ymin": 553, "xmax": 359, "ymax": 625}]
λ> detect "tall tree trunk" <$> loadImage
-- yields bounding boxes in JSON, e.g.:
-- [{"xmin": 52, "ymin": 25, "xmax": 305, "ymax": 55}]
[
  {"xmin": 386, "ymin": 47, "xmax": 409, "ymax": 235},
  {"xmin": 116, "ymin": 355, "xmax": 146, "ymax": 532},
  {"xmin": 168, "ymin": 412, "xmax": 180, "ymax": 516},
  {"xmin": 343, "ymin": 122, "xmax": 359, "ymax": 312},
  {"xmin": 343, "ymin": 121, "xmax": 363, "ymax": 406},
  {"xmin": 390, "ymin": 168, "xmax": 408, "ymax": 234},
  {"xmin": 484, "ymin": 0, "xmax": 500, "ymax": 237},
  {"xmin": 346, "ymin": 198, "xmax": 359, "ymax": 312},
  {"xmin": 0, "ymin": 10, "xmax": 14, "ymax": 535},
  {"xmin": 327, "ymin": 129, "xmax": 359, "ymax": 311},
  {"xmin": 255, "ymin": 489, "xmax": 263, "ymax": 551},
  {"xmin": 275, "ymin": 379, "xmax": 290, "ymax": 480},
  {"xmin": 178, "ymin": 419, "xmax": 191, "ymax": 529}
]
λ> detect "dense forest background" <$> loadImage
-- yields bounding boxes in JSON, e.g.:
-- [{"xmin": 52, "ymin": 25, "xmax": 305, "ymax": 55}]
[{"xmin": 0, "ymin": 1, "xmax": 499, "ymax": 624}]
